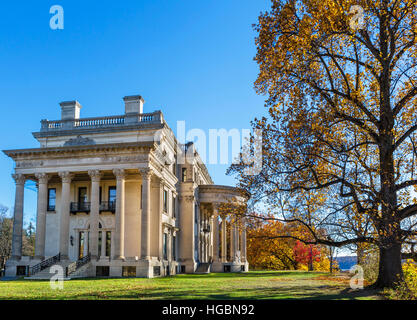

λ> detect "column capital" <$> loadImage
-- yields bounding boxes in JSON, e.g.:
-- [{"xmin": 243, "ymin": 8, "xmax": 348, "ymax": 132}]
[
  {"xmin": 58, "ymin": 171, "xmax": 74, "ymax": 183},
  {"xmin": 35, "ymin": 173, "xmax": 50, "ymax": 184},
  {"xmin": 113, "ymin": 168, "xmax": 126, "ymax": 180},
  {"xmin": 139, "ymin": 168, "xmax": 152, "ymax": 180},
  {"xmin": 12, "ymin": 173, "xmax": 26, "ymax": 185},
  {"xmin": 88, "ymin": 169, "xmax": 103, "ymax": 182}
]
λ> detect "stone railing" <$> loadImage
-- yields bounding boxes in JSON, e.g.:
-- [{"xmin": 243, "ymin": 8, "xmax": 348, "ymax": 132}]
[
  {"xmin": 66, "ymin": 253, "xmax": 91, "ymax": 277},
  {"xmin": 40, "ymin": 111, "xmax": 164, "ymax": 132}
]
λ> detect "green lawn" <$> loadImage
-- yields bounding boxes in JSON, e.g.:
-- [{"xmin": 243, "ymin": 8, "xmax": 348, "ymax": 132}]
[{"xmin": 0, "ymin": 271, "xmax": 382, "ymax": 300}]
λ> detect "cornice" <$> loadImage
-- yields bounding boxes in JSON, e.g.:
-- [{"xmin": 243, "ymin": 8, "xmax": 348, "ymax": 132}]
[
  {"xmin": 3, "ymin": 141, "xmax": 157, "ymax": 159},
  {"xmin": 198, "ymin": 184, "xmax": 250, "ymax": 199}
]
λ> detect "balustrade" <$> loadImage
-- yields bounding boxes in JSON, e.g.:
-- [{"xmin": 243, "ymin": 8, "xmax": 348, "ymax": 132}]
[{"xmin": 40, "ymin": 111, "xmax": 163, "ymax": 132}]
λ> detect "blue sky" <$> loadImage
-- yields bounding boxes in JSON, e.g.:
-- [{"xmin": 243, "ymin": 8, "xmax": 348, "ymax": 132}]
[{"xmin": 0, "ymin": 0, "xmax": 270, "ymax": 224}]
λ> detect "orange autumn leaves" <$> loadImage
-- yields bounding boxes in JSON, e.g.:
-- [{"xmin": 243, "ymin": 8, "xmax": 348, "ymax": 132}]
[{"xmin": 247, "ymin": 217, "xmax": 333, "ymax": 271}]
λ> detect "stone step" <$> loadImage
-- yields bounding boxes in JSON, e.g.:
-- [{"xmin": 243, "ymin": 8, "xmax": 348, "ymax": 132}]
[
  {"xmin": 26, "ymin": 261, "xmax": 73, "ymax": 280},
  {"xmin": 195, "ymin": 263, "xmax": 211, "ymax": 274}
]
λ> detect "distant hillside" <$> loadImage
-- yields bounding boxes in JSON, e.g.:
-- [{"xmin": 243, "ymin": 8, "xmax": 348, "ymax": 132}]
[{"xmin": 335, "ymin": 256, "xmax": 357, "ymax": 271}]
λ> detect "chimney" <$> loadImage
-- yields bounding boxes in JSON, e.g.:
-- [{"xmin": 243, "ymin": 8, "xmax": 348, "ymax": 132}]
[
  {"xmin": 123, "ymin": 95, "xmax": 144, "ymax": 114},
  {"xmin": 60, "ymin": 101, "xmax": 82, "ymax": 120}
]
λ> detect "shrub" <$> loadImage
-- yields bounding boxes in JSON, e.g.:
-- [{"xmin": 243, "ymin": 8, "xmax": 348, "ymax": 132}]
[{"xmin": 384, "ymin": 260, "xmax": 417, "ymax": 300}]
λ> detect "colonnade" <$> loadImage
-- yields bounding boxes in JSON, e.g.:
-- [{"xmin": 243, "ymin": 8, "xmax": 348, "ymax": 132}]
[{"xmin": 10, "ymin": 168, "xmax": 153, "ymax": 261}]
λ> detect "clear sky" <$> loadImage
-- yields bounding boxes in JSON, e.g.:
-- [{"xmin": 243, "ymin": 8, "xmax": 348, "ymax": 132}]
[{"xmin": 0, "ymin": 0, "xmax": 270, "ymax": 225}]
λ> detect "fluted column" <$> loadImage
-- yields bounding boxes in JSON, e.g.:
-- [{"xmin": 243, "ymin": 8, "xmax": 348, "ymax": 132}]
[
  {"xmin": 213, "ymin": 207, "xmax": 219, "ymax": 262},
  {"xmin": 11, "ymin": 174, "xmax": 26, "ymax": 259},
  {"xmin": 140, "ymin": 168, "xmax": 151, "ymax": 260},
  {"xmin": 88, "ymin": 170, "xmax": 102, "ymax": 259},
  {"xmin": 35, "ymin": 173, "xmax": 50, "ymax": 259},
  {"xmin": 113, "ymin": 169, "xmax": 125, "ymax": 260},
  {"xmin": 221, "ymin": 217, "xmax": 227, "ymax": 262},
  {"xmin": 59, "ymin": 171, "xmax": 73, "ymax": 259}
]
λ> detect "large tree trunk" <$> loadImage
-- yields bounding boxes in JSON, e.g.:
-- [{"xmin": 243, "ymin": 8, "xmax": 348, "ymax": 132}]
[
  {"xmin": 356, "ymin": 244, "xmax": 365, "ymax": 266},
  {"xmin": 374, "ymin": 242, "xmax": 403, "ymax": 288}
]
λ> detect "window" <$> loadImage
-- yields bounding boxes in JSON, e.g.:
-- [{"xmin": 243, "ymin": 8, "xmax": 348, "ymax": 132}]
[
  {"xmin": 163, "ymin": 190, "xmax": 168, "ymax": 213},
  {"xmin": 99, "ymin": 187, "xmax": 102, "ymax": 203},
  {"xmin": 172, "ymin": 196, "xmax": 176, "ymax": 218},
  {"xmin": 98, "ymin": 231, "xmax": 102, "ymax": 257},
  {"xmin": 78, "ymin": 187, "xmax": 87, "ymax": 203},
  {"xmin": 172, "ymin": 236, "xmax": 176, "ymax": 261},
  {"xmin": 163, "ymin": 233, "xmax": 168, "ymax": 260},
  {"xmin": 181, "ymin": 168, "xmax": 187, "ymax": 182},
  {"xmin": 78, "ymin": 231, "xmax": 86, "ymax": 259},
  {"xmin": 153, "ymin": 266, "xmax": 161, "ymax": 276},
  {"xmin": 47, "ymin": 188, "xmax": 56, "ymax": 211},
  {"xmin": 16, "ymin": 266, "xmax": 27, "ymax": 276},
  {"xmin": 122, "ymin": 266, "xmax": 136, "ymax": 277},
  {"xmin": 105, "ymin": 231, "xmax": 111, "ymax": 257},
  {"xmin": 96, "ymin": 266, "xmax": 109, "ymax": 277},
  {"xmin": 108, "ymin": 186, "xmax": 116, "ymax": 204}
]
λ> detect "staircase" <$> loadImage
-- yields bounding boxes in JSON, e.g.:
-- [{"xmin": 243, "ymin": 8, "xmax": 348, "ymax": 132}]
[
  {"xmin": 26, "ymin": 260, "xmax": 73, "ymax": 280},
  {"xmin": 195, "ymin": 263, "xmax": 211, "ymax": 274},
  {"xmin": 26, "ymin": 253, "xmax": 92, "ymax": 280}
]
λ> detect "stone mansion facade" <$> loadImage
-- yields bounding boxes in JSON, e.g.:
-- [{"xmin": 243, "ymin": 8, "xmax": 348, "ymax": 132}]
[{"xmin": 4, "ymin": 95, "xmax": 249, "ymax": 278}]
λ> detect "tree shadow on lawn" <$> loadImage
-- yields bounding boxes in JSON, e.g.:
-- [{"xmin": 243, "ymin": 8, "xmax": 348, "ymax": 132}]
[
  {"xmin": 58, "ymin": 283, "xmax": 380, "ymax": 300},
  {"xmin": 68, "ymin": 271, "xmax": 323, "ymax": 283}
]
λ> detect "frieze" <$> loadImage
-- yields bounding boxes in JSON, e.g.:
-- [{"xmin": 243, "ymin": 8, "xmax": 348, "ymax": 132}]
[{"xmin": 64, "ymin": 135, "xmax": 96, "ymax": 146}]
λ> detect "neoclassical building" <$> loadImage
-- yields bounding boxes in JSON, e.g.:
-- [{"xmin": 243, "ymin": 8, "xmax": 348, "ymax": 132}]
[{"xmin": 4, "ymin": 95, "xmax": 248, "ymax": 278}]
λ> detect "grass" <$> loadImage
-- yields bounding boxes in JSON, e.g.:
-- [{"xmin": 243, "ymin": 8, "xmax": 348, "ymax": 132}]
[{"xmin": 0, "ymin": 271, "xmax": 382, "ymax": 300}]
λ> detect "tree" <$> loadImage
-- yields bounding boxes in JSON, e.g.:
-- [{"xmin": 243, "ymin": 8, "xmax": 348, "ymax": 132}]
[
  {"xmin": 0, "ymin": 205, "xmax": 12, "ymax": 272},
  {"xmin": 293, "ymin": 240, "xmax": 321, "ymax": 270},
  {"xmin": 247, "ymin": 216, "xmax": 300, "ymax": 270},
  {"xmin": 229, "ymin": 0, "xmax": 417, "ymax": 288},
  {"xmin": 22, "ymin": 221, "xmax": 35, "ymax": 257},
  {"xmin": 245, "ymin": 212, "xmax": 333, "ymax": 270}
]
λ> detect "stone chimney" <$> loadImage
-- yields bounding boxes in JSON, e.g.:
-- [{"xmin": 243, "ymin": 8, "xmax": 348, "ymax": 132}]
[
  {"xmin": 123, "ymin": 95, "xmax": 144, "ymax": 114},
  {"xmin": 60, "ymin": 101, "xmax": 82, "ymax": 120}
]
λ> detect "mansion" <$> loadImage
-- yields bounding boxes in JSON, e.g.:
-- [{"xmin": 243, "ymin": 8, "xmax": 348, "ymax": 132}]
[{"xmin": 4, "ymin": 95, "xmax": 248, "ymax": 278}]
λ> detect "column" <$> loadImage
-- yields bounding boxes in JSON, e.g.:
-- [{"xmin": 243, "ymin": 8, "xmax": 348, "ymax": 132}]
[
  {"xmin": 235, "ymin": 223, "xmax": 240, "ymax": 256},
  {"xmin": 241, "ymin": 219, "xmax": 247, "ymax": 263},
  {"xmin": 213, "ymin": 207, "xmax": 219, "ymax": 262},
  {"xmin": 59, "ymin": 171, "xmax": 73, "ymax": 260},
  {"xmin": 11, "ymin": 174, "xmax": 26, "ymax": 259},
  {"xmin": 113, "ymin": 169, "xmax": 125, "ymax": 260},
  {"xmin": 34, "ymin": 173, "xmax": 50, "ymax": 259},
  {"xmin": 140, "ymin": 168, "xmax": 151, "ymax": 259},
  {"xmin": 230, "ymin": 222, "xmax": 235, "ymax": 262},
  {"xmin": 158, "ymin": 180, "xmax": 164, "ymax": 259},
  {"xmin": 205, "ymin": 234, "xmax": 209, "ymax": 262},
  {"xmin": 221, "ymin": 217, "xmax": 227, "ymax": 262},
  {"xmin": 88, "ymin": 170, "xmax": 102, "ymax": 259}
]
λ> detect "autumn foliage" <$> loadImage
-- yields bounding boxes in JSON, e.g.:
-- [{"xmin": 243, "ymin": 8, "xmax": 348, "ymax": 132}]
[
  {"xmin": 228, "ymin": 0, "xmax": 417, "ymax": 288},
  {"xmin": 247, "ymin": 217, "xmax": 333, "ymax": 271}
]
